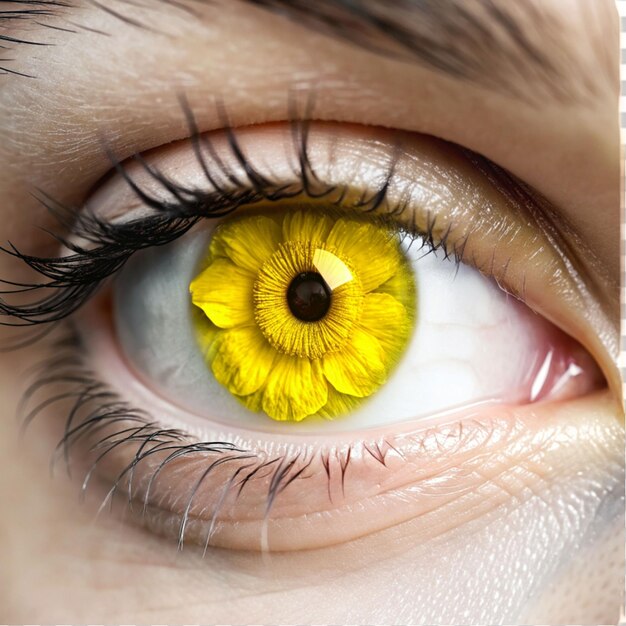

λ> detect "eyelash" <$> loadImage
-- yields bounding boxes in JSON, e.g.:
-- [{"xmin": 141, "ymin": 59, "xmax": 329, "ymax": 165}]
[
  {"xmin": 0, "ymin": 106, "xmax": 460, "ymax": 330},
  {"xmin": 23, "ymin": 325, "xmax": 407, "ymax": 552}
]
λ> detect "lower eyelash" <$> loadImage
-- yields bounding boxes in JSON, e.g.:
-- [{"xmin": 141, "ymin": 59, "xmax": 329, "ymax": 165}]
[{"xmin": 21, "ymin": 323, "xmax": 388, "ymax": 552}]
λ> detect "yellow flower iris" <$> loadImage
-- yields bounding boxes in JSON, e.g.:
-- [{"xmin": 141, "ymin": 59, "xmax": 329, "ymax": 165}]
[{"xmin": 190, "ymin": 210, "xmax": 415, "ymax": 422}]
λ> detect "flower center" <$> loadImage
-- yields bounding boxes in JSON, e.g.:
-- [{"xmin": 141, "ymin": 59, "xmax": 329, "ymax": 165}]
[
  {"xmin": 189, "ymin": 210, "xmax": 418, "ymax": 421},
  {"xmin": 287, "ymin": 272, "xmax": 332, "ymax": 322},
  {"xmin": 253, "ymin": 241, "xmax": 363, "ymax": 359}
]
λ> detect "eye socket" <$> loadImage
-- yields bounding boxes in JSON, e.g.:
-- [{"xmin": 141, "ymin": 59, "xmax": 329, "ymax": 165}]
[
  {"xmin": 13, "ymin": 120, "xmax": 608, "ymax": 552},
  {"xmin": 113, "ymin": 205, "xmax": 603, "ymax": 432}
]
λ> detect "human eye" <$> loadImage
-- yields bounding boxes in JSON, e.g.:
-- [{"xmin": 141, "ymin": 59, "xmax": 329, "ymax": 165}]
[
  {"xmin": 0, "ymin": 1, "xmax": 621, "ymax": 624},
  {"xmin": 4, "ymin": 116, "xmax": 611, "ymax": 553},
  {"xmin": 104, "ymin": 123, "xmax": 602, "ymax": 430}
]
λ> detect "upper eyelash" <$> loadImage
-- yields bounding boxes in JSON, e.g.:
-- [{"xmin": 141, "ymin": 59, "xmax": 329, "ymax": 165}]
[{"xmin": 0, "ymin": 101, "xmax": 458, "ymax": 331}]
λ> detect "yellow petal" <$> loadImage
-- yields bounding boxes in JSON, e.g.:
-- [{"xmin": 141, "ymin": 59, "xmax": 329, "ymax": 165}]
[
  {"xmin": 261, "ymin": 354, "xmax": 328, "ymax": 421},
  {"xmin": 316, "ymin": 386, "xmax": 361, "ymax": 419},
  {"xmin": 190, "ymin": 258, "xmax": 255, "ymax": 328},
  {"xmin": 375, "ymin": 261, "xmax": 416, "ymax": 311},
  {"xmin": 212, "ymin": 327, "xmax": 276, "ymax": 395},
  {"xmin": 322, "ymin": 328, "xmax": 386, "ymax": 397},
  {"xmin": 210, "ymin": 215, "xmax": 282, "ymax": 272},
  {"xmin": 359, "ymin": 292, "xmax": 410, "ymax": 358},
  {"xmin": 240, "ymin": 388, "xmax": 263, "ymax": 413},
  {"xmin": 282, "ymin": 210, "xmax": 334, "ymax": 244},
  {"xmin": 326, "ymin": 219, "xmax": 401, "ymax": 292},
  {"xmin": 192, "ymin": 307, "xmax": 221, "ymax": 361}
]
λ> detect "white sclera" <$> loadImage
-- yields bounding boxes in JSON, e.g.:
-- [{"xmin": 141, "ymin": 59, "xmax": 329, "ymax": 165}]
[{"xmin": 114, "ymin": 225, "xmax": 554, "ymax": 432}]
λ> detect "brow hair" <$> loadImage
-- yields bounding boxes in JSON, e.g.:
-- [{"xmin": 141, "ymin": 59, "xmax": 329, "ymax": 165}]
[
  {"xmin": 0, "ymin": 0, "xmax": 614, "ymax": 102},
  {"xmin": 243, "ymin": 0, "xmax": 611, "ymax": 103},
  {"xmin": 0, "ymin": 1, "xmax": 72, "ymax": 77}
]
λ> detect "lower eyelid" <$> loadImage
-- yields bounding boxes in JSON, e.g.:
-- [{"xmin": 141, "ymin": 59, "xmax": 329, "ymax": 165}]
[
  {"xmin": 86, "ymin": 389, "xmax": 617, "ymax": 552},
  {"xmin": 37, "ymin": 292, "xmax": 601, "ymax": 552}
]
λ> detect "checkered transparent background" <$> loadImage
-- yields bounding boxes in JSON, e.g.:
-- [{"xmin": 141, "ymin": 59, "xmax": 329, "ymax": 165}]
[{"xmin": 617, "ymin": 1, "xmax": 625, "ymax": 620}]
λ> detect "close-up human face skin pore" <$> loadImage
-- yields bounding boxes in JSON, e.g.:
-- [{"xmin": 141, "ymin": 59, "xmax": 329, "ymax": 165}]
[{"xmin": 0, "ymin": 0, "xmax": 622, "ymax": 623}]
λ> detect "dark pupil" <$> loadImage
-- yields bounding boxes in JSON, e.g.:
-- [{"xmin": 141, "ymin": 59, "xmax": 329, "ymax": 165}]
[{"xmin": 287, "ymin": 272, "xmax": 332, "ymax": 322}]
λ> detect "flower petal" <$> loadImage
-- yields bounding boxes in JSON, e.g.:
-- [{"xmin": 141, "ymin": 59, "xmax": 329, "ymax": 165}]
[
  {"xmin": 212, "ymin": 326, "xmax": 276, "ymax": 395},
  {"xmin": 374, "ymin": 261, "xmax": 416, "ymax": 311},
  {"xmin": 261, "ymin": 354, "xmax": 328, "ymax": 421},
  {"xmin": 316, "ymin": 386, "xmax": 360, "ymax": 418},
  {"xmin": 322, "ymin": 328, "xmax": 386, "ymax": 397},
  {"xmin": 359, "ymin": 292, "xmax": 410, "ymax": 358},
  {"xmin": 326, "ymin": 219, "xmax": 401, "ymax": 292},
  {"xmin": 190, "ymin": 258, "xmax": 255, "ymax": 328},
  {"xmin": 240, "ymin": 388, "xmax": 263, "ymax": 413},
  {"xmin": 282, "ymin": 210, "xmax": 334, "ymax": 244},
  {"xmin": 211, "ymin": 215, "xmax": 282, "ymax": 272},
  {"xmin": 193, "ymin": 307, "xmax": 221, "ymax": 361}
]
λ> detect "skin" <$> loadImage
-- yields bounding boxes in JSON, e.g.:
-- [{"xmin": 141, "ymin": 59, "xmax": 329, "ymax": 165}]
[{"xmin": 0, "ymin": 0, "xmax": 622, "ymax": 623}]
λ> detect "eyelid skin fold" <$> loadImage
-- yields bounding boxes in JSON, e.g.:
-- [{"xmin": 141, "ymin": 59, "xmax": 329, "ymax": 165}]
[
  {"xmin": 83, "ymin": 121, "xmax": 619, "ymax": 400},
  {"xmin": 42, "ymin": 309, "xmax": 617, "ymax": 553}
]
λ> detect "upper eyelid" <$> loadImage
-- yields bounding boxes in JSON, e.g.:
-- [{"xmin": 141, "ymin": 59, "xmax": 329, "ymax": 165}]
[
  {"xmin": 1, "ymin": 118, "xmax": 617, "ymax": 399},
  {"xmin": 0, "ymin": 118, "xmax": 574, "ymax": 305},
  {"xmin": 0, "ymin": 117, "xmax": 533, "ymax": 328},
  {"xmin": 89, "ymin": 117, "xmax": 566, "ymax": 290}
]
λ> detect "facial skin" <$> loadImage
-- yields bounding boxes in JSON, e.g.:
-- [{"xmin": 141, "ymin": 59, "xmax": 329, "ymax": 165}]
[{"xmin": 0, "ymin": 0, "xmax": 622, "ymax": 623}]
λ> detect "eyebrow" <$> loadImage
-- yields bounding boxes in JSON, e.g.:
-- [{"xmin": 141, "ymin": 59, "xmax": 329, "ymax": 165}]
[
  {"xmin": 0, "ymin": 1, "xmax": 73, "ymax": 78},
  {"xmin": 243, "ymin": 0, "xmax": 612, "ymax": 104},
  {"xmin": 0, "ymin": 0, "xmax": 614, "ymax": 102}
]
